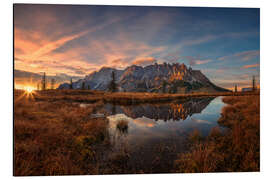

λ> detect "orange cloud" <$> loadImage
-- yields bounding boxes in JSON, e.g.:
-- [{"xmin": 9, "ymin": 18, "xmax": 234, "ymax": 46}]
[
  {"xmin": 195, "ymin": 59, "xmax": 212, "ymax": 65},
  {"xmin": 18, "ymin": 30, "xmax": 89, "ymax": 62},
  {"xmin": 14, "ymin": 8, "xmax": 167, "ymax": 77},
  {"xmin": 242, "ymin": 63, "xmax": 259, "ymax": 69},
  {"xmin": 14, "ymin": 29, "xmax": 45, "ymax": 56},
  {"xmin": 132, "ymin": 57, "xmax": 157, "ymax": 66},
  {"xmin": 108, "ymin": 58, "xmax": 129, "ymax": 69},
  {"xmin": 133, "ymin": 118, "xmax": 156, "ymax": 128}
]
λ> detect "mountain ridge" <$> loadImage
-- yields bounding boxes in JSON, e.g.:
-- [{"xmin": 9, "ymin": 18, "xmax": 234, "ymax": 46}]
[{"xmin": 58, "ymin": 63, "xmax": 230, "ymax": 93}]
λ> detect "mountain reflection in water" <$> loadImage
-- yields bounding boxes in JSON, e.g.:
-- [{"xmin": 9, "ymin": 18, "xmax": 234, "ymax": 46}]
[
  {"xmin": 101, "ymin": 97, "xmax": 225, "ymax": 173},
  {"xmin": 103, "ymin": 97, "xmax": 215, "ymax": 121}
]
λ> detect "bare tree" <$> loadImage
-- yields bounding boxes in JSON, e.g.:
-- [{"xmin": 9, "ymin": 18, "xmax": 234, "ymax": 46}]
[
  {"xmin": 81, "ymin": 81, "xmax": 85, "ymax": 90},
  {"xmin": 162, "ymin": 80, "xmax": 167, "ymax": 93},
  {"xmin": 108, "ymin": 71, "xmax": 117, "ymax": 92},
  {"xmin": 41, "ymin": 72, "xmax": 46, "ymax": 90},
  {"xmin": 252, "ymin": 75, "xmax": 256, "ymax": 91},
  {"xmin": 51, "ymin": 78, "xmax": 55, "ymax": 89},
  {"xmin": 70, "ymin": 78, "xmax": 73, "ymax": 89}
]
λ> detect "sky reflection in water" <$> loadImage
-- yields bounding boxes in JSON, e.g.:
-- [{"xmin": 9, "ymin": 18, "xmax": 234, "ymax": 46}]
[{"xmin": 105, "ymin": 96, "xmax": 226, "ymax": 152}]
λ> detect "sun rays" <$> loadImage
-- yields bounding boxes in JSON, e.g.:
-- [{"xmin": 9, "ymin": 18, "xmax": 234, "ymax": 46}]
[
  {"xmin": 15, "ymin": 86, "xmax": 37, "ymax": 102},
  {"xmin": 24, "ymin": 86, "xmax": 35, "ymax": 93}
]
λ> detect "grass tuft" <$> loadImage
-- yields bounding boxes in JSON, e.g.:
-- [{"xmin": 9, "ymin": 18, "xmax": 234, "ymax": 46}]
[{"xmin": 116, "ymin": 120, "xmax": 129, "ymax": 134}]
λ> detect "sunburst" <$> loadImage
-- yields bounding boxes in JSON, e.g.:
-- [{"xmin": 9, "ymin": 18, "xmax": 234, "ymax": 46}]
[
  {"xmin": 15, "ymin": 86, "xmax": 37, "ymax": 102},
  {"xmin": 24, "ymin": 86, "xmax": 35, "ymax": 93}
]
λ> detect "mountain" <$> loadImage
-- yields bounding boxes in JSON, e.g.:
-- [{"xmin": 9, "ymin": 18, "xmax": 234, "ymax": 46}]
[
  {"xmin": 58, "ymin": 63, "xmax": 230, "ymax": 93},
  {"xmin": 14, "ymin": 69, "xmax": 82, "ymax": 87}
]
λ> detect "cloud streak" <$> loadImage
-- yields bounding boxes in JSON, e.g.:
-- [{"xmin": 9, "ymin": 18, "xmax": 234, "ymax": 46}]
[
  {"xmin": 18, "ymin": 30, "xmax": 89, "ymax": 61},
  {"xmin": 242, "ymin": 63, "xmax": 259, "ymax": 69},
  {"xmin": 218, "ymin": 50, "xmax": 259, "ymax": 61},
  {"xmin": 183, "ymin": 56, "xmax": 212, "ymax": 66}
]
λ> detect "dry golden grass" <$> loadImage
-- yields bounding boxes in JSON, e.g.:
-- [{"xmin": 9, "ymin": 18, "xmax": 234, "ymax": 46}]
[
  {"xmin": 174, "ymin": 95, "xmax": 260, "ymax": 172},
  {"xmin": 33, "ymin": 89, "xmax": 259, "ymax": 105},
  {"xmin": 14, "ymin": 90, "xmax": 110, "ymax": 176}
]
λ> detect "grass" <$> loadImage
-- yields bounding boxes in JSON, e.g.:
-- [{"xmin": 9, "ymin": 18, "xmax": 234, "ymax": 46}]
[
  {"xmin": 14, "ymin": 90, "xmax": 110, "ymax": 175},
  {"xmin": 33, "ymin": 89, "xmax": 259, "ymax": 105},
  {"xmin": 174, "ymin": 95, "xmax": 260, "ymax": 172}
]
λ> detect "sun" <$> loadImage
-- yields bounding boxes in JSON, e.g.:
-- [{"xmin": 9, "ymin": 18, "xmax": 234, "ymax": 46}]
[{"xmin": 24, "ymin": 86, "xmax": 35, "ymax": 93}]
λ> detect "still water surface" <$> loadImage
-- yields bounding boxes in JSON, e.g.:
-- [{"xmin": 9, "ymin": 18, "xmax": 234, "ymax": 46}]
[
  {"xmin": 102, "ymin": 97, "xmax": 225, "ymax": 149},
  {"xmin": 96, "ymin": 96, "xmax": 226, "ymax": 172}
]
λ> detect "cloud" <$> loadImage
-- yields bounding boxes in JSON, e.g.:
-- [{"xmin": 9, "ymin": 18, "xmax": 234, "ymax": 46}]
[
  {"xmin": 107, "ymin": 58, "xmax": 130, "ymax": 69},
  {"xmin": 242, "ymin": 63, "xmax": 259, "ymax": 69},
  {"xmin": 132, "ymin": 57, "xmax": 157, "ymax": 66},
  {"xmin": 195, "ymin": 59, "xmax": 212, "ymax": 65},
  {"xmin": 218, "ymin": 50, "xmax": 260, "ymax": 61},
  {"xmin": 27, "ymin": 31, "xmax": 89, "ymax": 60},
  {"xmin": 14, "ymin": 12, "xmax": 139, "ymax": 76},
  {"xmin": 165, "ymin": 35, "xmax": 218, "ymax": 56},
  {"xmin": 15, "ymin": 14, "xmax": 127, "ymax": 62},
  {"xmin": 111, "ymin": 59, "xmax": 123, "ymax": 64},
  {"xmin": 182, "ymin": 35, "xmax": 217, "ymax": 47},
  {"xmin": 184, "ymin": 56, "xmax": 196, "ymax": 66},
  {"xmin": 133, "ymin": 117, "xmax": 157, "ymax": 128},
  {"xmin": 53, "ymin": 64, "xmax": 90, "ymax": 75},
  {"xmin": 14, "ymin": 4, "xmax": 260, "ymax": 90},
  {"xmin": 216, "ymin": 68, "xmax": 225, "ymax": 73},
  {"xmin": 183, "ymin": 56, "xmax": 211, "ymax": 66},
  {"xmin": 162, "ymin": 51, "xmax": 181, "ymax": 63},
  {"xmin": 191, "ymin": 117, "xmax": 212, "ymax": 124}
]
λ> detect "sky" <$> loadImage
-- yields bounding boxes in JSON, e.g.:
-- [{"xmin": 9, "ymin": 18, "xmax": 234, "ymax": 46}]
[{"xmin": 14, "ymin": 4, "xmax": 260, "ymax": 90}]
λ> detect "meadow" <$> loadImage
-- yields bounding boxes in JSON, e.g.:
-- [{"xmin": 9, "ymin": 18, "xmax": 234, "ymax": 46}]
[
  {"xmin": 14, "ymin": 89, "xmax": 260, "ymax": 175},
  {"xmin": 33, "ymin": 89, "xmax": 258, "ymax": 105},
  {"xmin": 14, "ymin": 90, "xmax": 110, "ymax": 175}
]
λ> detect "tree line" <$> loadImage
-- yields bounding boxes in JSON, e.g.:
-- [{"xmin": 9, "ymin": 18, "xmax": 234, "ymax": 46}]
[
  {"xmin": 36, "ymin": 72, "xmax": 55, "ymax": 91},
  {"xmin": 37, "ymin": 71, "xmax": 118, "ymax": 92}
]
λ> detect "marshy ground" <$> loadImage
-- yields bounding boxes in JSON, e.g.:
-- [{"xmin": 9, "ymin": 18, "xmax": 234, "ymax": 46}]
[{"xmin": 14, "ymin": 89, "xmax": 260, "ymax": 175}]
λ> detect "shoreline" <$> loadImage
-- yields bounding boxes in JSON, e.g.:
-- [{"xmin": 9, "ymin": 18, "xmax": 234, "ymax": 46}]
[{"xmin": 19, "ymin": 89, "xmax": 260, "ymax": 105}]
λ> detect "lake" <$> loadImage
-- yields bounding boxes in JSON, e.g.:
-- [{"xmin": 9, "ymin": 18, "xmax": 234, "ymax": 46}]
[{"xmin": 96, "ymin": 96, "xmax": 226, "ymax": 173}]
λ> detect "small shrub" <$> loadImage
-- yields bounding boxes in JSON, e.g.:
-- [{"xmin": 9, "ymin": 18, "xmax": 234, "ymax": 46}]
[{"xmin": 116, "ymin": 120, "xmax": 129, "ymax": 134}]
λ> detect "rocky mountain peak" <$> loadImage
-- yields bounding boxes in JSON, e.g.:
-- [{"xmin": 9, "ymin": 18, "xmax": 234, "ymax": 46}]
[{"xmin": 58, "ymin": 62, "xmax": 229, "ymax": 93}]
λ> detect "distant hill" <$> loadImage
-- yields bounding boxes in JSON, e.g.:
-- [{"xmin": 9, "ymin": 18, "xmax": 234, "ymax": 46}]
[
  {"xmin": 58, "ymin": 63, "xmax": 230, "ymax": 93},
  {"xmin": 14, "ymin": 69, "xmax": 82, "ymax": 86}
]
